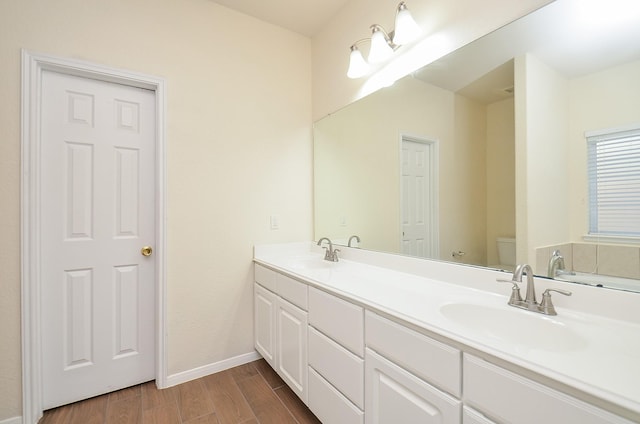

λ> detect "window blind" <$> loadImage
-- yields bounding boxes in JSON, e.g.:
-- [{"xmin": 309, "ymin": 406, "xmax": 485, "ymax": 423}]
[{"xmin": 587, "ymin": 127, "xmax": 640, "ymax": 237}]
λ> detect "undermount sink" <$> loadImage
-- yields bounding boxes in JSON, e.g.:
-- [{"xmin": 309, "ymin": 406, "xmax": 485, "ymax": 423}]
[{"xmin": 439, "ymin": 303, "xmax": 588, "ymax": 352}]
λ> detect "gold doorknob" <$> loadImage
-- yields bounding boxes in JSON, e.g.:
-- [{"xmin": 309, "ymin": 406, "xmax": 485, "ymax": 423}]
[{"xmin": 141, "ymin": 246, "xmax": 153, "ymax": 257}]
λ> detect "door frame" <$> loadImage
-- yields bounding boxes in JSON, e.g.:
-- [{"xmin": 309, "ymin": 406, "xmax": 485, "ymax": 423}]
[
  {"xmin": 399, "ymin": 133, "xmax": 439, "ymax": 258},
  {"xmin": 21, "ymin": 50, "xmax": 168, "ymax": 423}
]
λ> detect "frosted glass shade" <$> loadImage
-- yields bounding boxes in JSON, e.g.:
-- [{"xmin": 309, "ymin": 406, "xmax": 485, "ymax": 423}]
[
  {"xmin": 393, "ymin": 3, "xmax": 421, "ymax": 45},
  {"xmin": 368, "ymin": 27, "xmax": 394, "ymax": 63},
  {"xmin": 347, "ymin": 46, "xmax": 369, "ymax": 78}
]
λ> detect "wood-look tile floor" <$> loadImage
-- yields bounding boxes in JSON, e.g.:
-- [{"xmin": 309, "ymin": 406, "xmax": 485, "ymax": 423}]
[{"xmin": 39, "ymin": 359, "xmax": 321, "ymax": 424}]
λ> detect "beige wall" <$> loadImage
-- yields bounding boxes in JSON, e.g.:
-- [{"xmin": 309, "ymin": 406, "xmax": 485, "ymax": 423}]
[
  {"xmin": 0, "ymin": 0, "xmax": 312, "ymax": 418},
  {"xmin": 314, "ymin": 77, "xmax": 454, "ymax": 253},
  {"xmin": 515, "ymin": 53, "xmax": 570, "ymax": 271},
  {"xmin": 486, "ymin": 98, "xmax": 516, "ymax": 266},
  {"xmin": 314, "ymin": 77, "xmax": 489, "ymax": 264},
  {"xmin": 311, "ymin": 0, "xmax": 552, "ymax": 121},
  {"xmin": 516, "ymin": 56, "xmax": 640, "ymax": 274},
  {"xmin": 449, "ymin": 94, "xmax": 487, "ymax": 266},
  {"xmin": 567, "ymin": 59, "xmax": 640, "ymax": 241}
]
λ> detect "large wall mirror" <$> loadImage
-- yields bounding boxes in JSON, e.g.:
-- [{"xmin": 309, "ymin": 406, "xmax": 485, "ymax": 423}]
[{"xmin": 314, "ymin": 0, "xmax": 640, "ymax": 292}]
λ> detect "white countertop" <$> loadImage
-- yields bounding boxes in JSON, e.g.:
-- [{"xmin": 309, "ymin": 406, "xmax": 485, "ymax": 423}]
[{"xmin": 254, "ymin": 242, "xmax": 640, "ymax": 419}]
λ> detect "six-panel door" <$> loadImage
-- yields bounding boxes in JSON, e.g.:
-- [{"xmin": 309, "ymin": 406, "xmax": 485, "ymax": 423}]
[{"xmin": 40, "ymin": 70, "xmax": 156, "ymax": 408}]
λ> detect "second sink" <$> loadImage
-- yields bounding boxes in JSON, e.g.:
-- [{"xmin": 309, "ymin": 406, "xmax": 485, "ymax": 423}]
[{"xmin": 439, "ymin": 303, "xmax": 588, "ymax": 352}]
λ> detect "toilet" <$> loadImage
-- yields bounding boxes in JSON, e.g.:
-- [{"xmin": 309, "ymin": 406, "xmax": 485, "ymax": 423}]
[{"xmin": 493, "ymin": 237, "xmax": 516, "ymax": 271}]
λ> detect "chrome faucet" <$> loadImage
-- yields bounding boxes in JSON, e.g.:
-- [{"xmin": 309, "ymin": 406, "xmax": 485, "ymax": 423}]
[
  {"xmin": 498, "ymin": 263, "xmax": 572, "ymax": 316},
  {"xmin": 513, "ymin": 264, "xmax": 537, "ymax": 307},
  {"xmin": 547, "ymin": 250, "xmax": 566, "ymax": 278},
  {"xmin": 348, "ymin": 235, "xmax": 360, "ymax": 248},
  {"xmin": 317, "ymin": 237, "xmax": 340, "ymax": 262}
]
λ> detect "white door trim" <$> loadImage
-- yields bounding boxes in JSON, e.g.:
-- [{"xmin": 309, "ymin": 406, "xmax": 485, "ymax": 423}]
[
  {"xmin": 21, "ymin": 50, "xmax": 168, "ymax": 423},
  {"xmin": 399, "ymin": 133, "xmax": 439, "ymax": 258}
]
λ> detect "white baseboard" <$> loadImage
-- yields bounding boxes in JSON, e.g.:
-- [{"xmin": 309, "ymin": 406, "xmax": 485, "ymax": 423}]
[
  {"xmin": 165, "ymin": 350, "xmax": 261, "ymax": 388},
  {"xmin": 0, "ymin": 416, "xmax": 22, "ymax": 424}
]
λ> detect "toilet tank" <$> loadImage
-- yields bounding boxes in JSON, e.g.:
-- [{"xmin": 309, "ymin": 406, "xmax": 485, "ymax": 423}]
[{"xmin": 496, "ymin": 237, "xmax": 516, "ymax": 266}]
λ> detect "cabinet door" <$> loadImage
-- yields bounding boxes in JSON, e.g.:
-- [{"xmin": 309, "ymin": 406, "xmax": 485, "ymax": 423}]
[
  {"xmin": 463, "ymin": 406, "xmax": 497, "ymax": 424},
  {"xmin": 365, "ymin": 348, "xmax": 461, "ymax": 424},
  {"xmin": 277, "ymin": 297, "xmax": 308, "ymax": 404},
  {"xmin": 254, "ymin": 283, "xmax": 277, "ymax": 368}
]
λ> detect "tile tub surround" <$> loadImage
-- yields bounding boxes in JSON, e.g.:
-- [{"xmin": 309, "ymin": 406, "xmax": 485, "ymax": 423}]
[
  {"xmin": 536, "ymin": 243, "xmax": 640, "ymax": 281},
  {"xmin": 254, "ymin": 242, "xmax": 640, "ymax": 421}
]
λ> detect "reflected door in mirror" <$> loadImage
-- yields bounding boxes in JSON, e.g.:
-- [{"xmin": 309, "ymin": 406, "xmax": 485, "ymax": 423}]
[{"xmin": 401, "ymin": 137, "xmax": 438, "ymax": 258}]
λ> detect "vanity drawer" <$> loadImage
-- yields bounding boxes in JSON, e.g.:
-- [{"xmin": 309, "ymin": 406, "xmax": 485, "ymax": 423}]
[
  {"xmin": 463, "ymin": 354, "xmax": 634, "ymax": 424},
  {"xmin": 276, "ymin": 273, "xmax": 308, "ymax": 311},
  {"xmin": 308, "ymin": 326, "xmax": 364, "ymax": 409},
  {"xmin": 365, "ymin": 311, "xmax": 461, "ymax": 397},
  {"xmin": 308, "ymin": 287, "xmax": 364, "ymax": 357},
  {"xmin": 308, "ymin": 367, "xmax": 363, "ymax": 424},
  {"xmin": 254, "ymin": 264, "xmax": 277, "ymax": 292}
]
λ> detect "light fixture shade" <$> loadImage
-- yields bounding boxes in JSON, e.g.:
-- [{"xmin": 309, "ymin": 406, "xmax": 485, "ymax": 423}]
[
  {"xmin": 368, "ymin": 26, "xmax": 394, "ymax": 63},
  {"xmin": 393, "ymin": 2, "xmax": 421, "ymax": 45},
  {"xmin": 347, "ymin": 45, "xmax": 369, "ymax": 78}
]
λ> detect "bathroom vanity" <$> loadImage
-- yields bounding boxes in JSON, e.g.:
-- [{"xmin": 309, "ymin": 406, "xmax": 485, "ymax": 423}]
[{"xmin": 253, "ymin": 242, "xmax": 640, "ymax": 424}]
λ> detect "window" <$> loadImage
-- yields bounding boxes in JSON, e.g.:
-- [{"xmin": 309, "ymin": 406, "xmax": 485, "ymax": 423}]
[{"xmin": 587, "ymin": 125, "xmax": 640, "ymax": 239}]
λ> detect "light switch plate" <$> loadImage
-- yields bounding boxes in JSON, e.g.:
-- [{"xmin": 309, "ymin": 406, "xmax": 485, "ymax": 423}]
[{"xmin": 270, "ymin": 215, "xmax": 280, "ymax": 230}]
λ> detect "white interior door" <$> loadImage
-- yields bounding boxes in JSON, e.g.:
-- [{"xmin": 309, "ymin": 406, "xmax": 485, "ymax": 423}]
[
  {"xmin": 401, "ymin": 137, "xmax": 438, "ymax": 258},
  {"xmin": 40, "ymin": 70, "xmax": 156, "ymax": 409}
]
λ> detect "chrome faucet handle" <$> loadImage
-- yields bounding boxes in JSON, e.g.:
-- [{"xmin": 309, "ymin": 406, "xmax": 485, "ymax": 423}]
[
  {"xmin": 545, "ymin": 288, "xmax": 572, "ymax": 296},
  {"xmin": 317, "ymin": 237, "xmax": 336, "ymax": 261},
  {"xmin": 539, "ymin": 288, "xmax": 572, "ymax": 315},
  {"xmin": 331, "ymin": 248, "xmax": 340, "ymax": 262},
  {"xmin": 497, "ymin": 278, "xmax": 523, "ymax": 303}
]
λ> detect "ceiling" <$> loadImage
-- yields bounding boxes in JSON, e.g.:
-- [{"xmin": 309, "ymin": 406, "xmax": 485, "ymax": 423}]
[
  {"xmin": 414, "ymin": 0, "xmax": 640, "ymax": 104},
  {"xmin": 208, "ymin": 0, "xmax": 351, "ymax": 37}
]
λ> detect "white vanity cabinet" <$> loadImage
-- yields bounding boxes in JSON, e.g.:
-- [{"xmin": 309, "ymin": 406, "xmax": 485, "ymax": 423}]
[
  {"xmin": 366, "ymin": 349, "xmax": 461, "ymax": 424},
  {"xmin": 365, "ymin": 311, "xmax": 461, "ymax": 396},
  {"xmin": 307, "ymin": 286, "xmax": 365, "ymax": 424},
  {"xmin": 253, "ymin": 259, "xmax": 638, "ymax": 424},
  {"xmin": 463, "ymin": 354, "xmax": 634, "ymax": 424},
  {"xmin": 254, "ymin": 265, "xmax": 308, "ymax": 403},
  {"xmin": 254, "ymin": 283, "xmax": 277, "ymax": 368},
  {"xmin": 365, "ymin": 311, "xmax": 462, "ymax": 424},
  {"xmin": 462, "ymin": 406, "xmax": 497, "ymax": 424}
]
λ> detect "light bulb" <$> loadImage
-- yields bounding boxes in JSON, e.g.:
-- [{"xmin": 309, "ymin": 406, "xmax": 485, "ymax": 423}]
[
  {"xmin": 368, "ymin": 25, "xmax": 394, "ymax": 64},
  {"xmin": 347, "ymin": 45, "xmax": 369, "ymax": 78},
  {"xmin": 393, "ymin": 2, "xmax": 421, "ymax": 45}
]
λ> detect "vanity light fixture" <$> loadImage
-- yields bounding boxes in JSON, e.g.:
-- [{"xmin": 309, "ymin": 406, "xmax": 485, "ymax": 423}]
[
  {"xmin": 347, "ymin": 43, "xmax": 370, "ymax": 78},
  {"xmin": 347, "ymin": 1, "xmax": 421, "ymax": 79},
  {"xmin": 368, "ymin": 25, "xmax": 395, "ymax": 63},
  {"xmin": 393, "ymin": 1, "xmax": 422, "ymax": 45}
]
